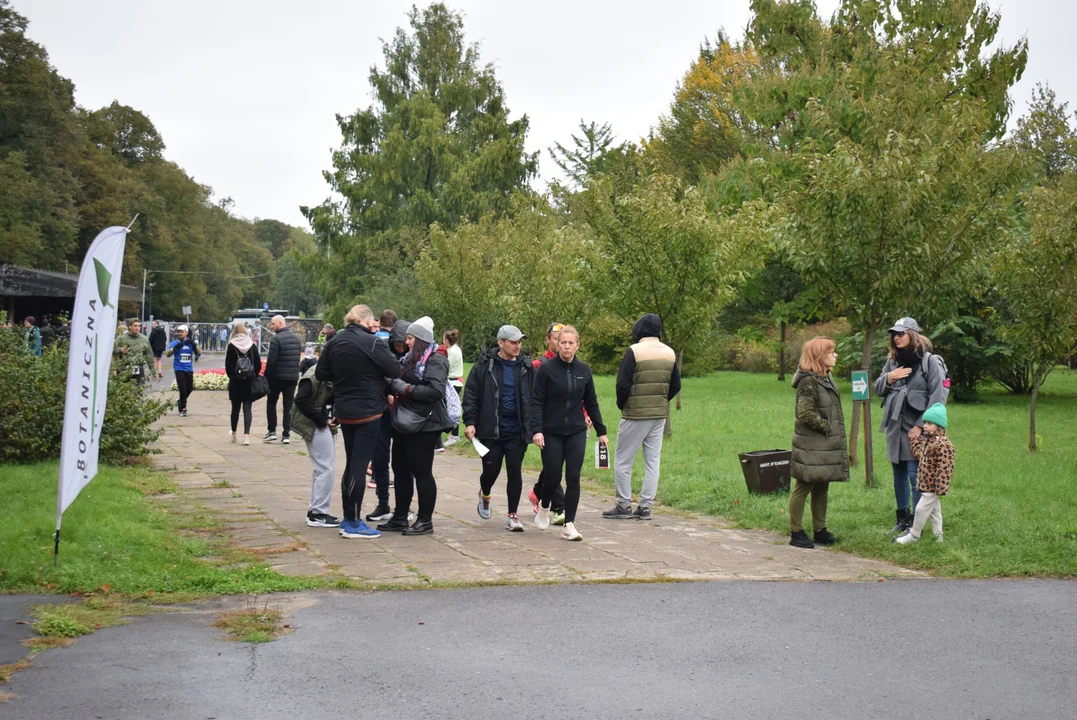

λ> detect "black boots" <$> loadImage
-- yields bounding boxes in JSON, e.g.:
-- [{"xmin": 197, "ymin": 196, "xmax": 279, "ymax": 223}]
[
  {"xmin": 403, "ymin": 519, "xmax": 434, "ymax": 536},
  {"xmin": 790, "ymin": 530, "xmax": 815, "ymax": 549},
  {"xmin": 888, "ymin": 509, "xmax": 913, "ymax": 535},
  {"xmin": 813, "ymin": 528, "xmax": 837, "ymax": 545}
]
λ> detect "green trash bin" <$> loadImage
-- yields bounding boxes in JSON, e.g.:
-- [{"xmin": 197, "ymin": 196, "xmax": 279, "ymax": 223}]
[{"xmin": 738, "ymin": 450, "xmax": 792, "ymax": 494}]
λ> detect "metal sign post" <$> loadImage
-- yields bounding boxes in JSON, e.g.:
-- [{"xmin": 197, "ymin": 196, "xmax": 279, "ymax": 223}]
[{"xmin": 850, "ymin": 371, "xmax": 874, "ymax": 487}]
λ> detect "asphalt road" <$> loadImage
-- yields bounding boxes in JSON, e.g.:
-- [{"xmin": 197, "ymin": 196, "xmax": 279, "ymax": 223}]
[{"xmin": 2, "ymin": 580, "xmax": 1074, "ymax": 719}]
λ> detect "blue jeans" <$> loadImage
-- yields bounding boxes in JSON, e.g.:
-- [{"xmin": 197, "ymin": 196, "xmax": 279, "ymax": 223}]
[{"xmin": 892, "ymin": 460, "xmax": 921, "ymax": 512}]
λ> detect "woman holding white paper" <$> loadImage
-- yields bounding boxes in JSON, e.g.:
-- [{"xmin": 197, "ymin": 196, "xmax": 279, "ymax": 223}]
[{"xmin": 530, "ymin": 325, "xmax": 608, "ymax": 541}]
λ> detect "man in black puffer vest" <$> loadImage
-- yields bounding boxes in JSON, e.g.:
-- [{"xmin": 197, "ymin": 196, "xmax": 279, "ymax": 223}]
[{"xmin": 264, "ymin": 315, "xmax": 302, "ymax": 444}]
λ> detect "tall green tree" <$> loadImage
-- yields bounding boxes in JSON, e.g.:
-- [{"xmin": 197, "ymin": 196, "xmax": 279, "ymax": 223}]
[
  {"xmin": 0, "ymin": 0, "xmax": 82, "ymax": 265},
  {"xmin": 994, "ymin": 173, "xmax": 1077, "ymax": 451},
  {"xmin": 274, "ymin": 250, "xmax": 322, "ymax": 316},
  {"xmin": 305, "ymin": 3, "xmax": 538, "ymax": 318},
  {"xmin": 548, "ymin": 120, "xmax": 626, "ymax": 189},
  {"xmin": 416, "ymin": 195, "xmax": 592, "ymax": 357},
  {"xmin": 645, "ymin": 32, "xmax": 759, "ymax": 183},
  {"xmin": 744, "ymin": 0, "xmax": 1028, "ymax": 459},
  {"xmin": 584, "ymin": 172, "xmax": 767, "ymax": 433}
]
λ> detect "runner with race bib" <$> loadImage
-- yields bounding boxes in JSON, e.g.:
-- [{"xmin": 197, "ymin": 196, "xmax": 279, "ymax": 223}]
[{"xmin": 166, "ymin": 324, "xmax": 201, "ymax": 417}]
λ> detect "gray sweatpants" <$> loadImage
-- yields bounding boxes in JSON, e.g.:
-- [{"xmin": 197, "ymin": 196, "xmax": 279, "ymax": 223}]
[
  {"xmin": 306, "ymin": 427, "xmax": 336, "ymax": 515},
  {"xmin": 613, "ymin": 418, "xmax": 666, "ymax": 509}
]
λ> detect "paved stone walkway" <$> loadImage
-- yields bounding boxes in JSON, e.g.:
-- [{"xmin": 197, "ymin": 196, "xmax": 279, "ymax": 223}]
[{"xmin": 149, "ymin": 383, "xmax": 920, "ymax": 586}]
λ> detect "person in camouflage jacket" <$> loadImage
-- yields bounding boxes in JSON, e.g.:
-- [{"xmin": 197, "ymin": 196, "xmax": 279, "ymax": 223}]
[{"xmin": 113, "ymin": 318, "xmax": 155, "ymax": 385}]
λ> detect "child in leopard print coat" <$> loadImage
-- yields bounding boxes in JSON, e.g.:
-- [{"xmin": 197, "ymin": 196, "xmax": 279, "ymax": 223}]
[{"xmin": 895, "ymin": 403, "xmax": 954, "ymax": 544}]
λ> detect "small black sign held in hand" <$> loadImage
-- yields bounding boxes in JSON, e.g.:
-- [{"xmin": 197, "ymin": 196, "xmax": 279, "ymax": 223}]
[{"xmin": 595, "ymin": 441, "xmax": 610, "ymax": 469}]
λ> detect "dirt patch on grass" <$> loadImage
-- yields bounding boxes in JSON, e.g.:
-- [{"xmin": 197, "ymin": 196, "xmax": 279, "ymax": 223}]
[
  {"xmin": 214, "ymin": 597, "xmax": 287, "ymax": 644},
  {"xmin": 243, "ymin": 541, "xmax": 306, "ymax": 558},
  {"xmin": 0, "ymin": 658, "xmax": 31, "ymax": 684},
  {"xmin": 21, "ymin": 637, "xmax": 76, "ymax": 652}
]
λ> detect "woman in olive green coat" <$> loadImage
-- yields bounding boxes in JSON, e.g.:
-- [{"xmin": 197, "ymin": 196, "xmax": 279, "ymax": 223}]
[{"xmin": 788, "ymin": 337, "xmax": 849, "ymax": 549}]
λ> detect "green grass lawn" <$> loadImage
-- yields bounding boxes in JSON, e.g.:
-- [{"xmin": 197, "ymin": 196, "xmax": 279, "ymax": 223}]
[
  {"xmin": 0, "ymin": 462, "xmax": 327, "ymax": 596},
  {"xmin": 458, "ymin": 363, "xmax": 1077, "ymax": 578}
]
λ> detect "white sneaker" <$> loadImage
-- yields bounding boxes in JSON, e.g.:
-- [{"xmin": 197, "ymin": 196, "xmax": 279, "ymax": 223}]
[
  {"xmin": 894, "ymin": 531, "xmax": 919, "ymax": 545},
  {"xmin": 242, "ymin": 435, "xmax": 250, "ymax": 446},
  {"xmin": 408, "ymin": 511, "xmax": 417, "ymax": 523},
  {"xmin": 229, "ymin": 431, "xmax": 236, "ymax": 444},
  {"xmin": 560, "ymin": 522, "xmax": 582, "ymax": 541},
  {"xmin": 535, "ymin": 507, "xmax": 551, "ymax": 530},
  {"xmin": 505, "ymin": 514, "xmax": 524, "ymax": 532},
  {"xmin": 934, "ymin": 534, "xmax": 944, "ymax": 543},
  {"xmin": 444, "ymin": 436, "xmax": 460, "ymax": 447}
]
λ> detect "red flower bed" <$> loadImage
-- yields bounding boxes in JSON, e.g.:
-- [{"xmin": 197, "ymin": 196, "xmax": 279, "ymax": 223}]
[{"xmin": 196, "ymin": 360, "xmax": 266, "ymax": 375}]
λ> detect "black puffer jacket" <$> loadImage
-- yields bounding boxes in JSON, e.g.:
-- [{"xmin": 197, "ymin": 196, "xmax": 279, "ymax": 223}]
[
  {"xmin": 265, "ymin": 328, "xmax": 301, "ymax": 381},
  {"xmin": 462, "ymin": 347, "xmax": 535, "ymax": 441},
  {"xmin": 394, "ymin": 351, "xmax": 452, "ymax": 434},
  {"xmin": 530, "ymin": 355, "xmax": 607, "ymax": 437},
  {"xmin": 315, "ymin": 324, "xmax": 400, "ymax": 421},
  {"xmin": 149, "ymin": 326, "xmax": 167, "ymax": 355}
]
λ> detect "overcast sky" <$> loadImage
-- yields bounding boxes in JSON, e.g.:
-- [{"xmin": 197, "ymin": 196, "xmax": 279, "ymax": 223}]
[{"xmin": 17, "ymin": 0, "xmax": 1077, "ymax": 229}]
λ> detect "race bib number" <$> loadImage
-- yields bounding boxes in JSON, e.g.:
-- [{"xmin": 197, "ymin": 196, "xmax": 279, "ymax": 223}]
[{"xmin": 179, "ymin": 351, "xmax": 192, "ymax": 364}]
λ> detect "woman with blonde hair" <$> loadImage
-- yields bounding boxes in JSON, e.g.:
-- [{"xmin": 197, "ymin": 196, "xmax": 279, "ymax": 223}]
[
  {"xmin": 788, "ymin": 336, "xmax": 848, "ymax": 549},
  {"xmin": 530, "ymin": 325, "xmax": 608, "ymax": 541},
  {"xmin": 225, "ymin": 323, "xmax": 261, "ymax": 445},
  {"xmin": 873, "ymin": 317, "xmax": 947, "ymax": 535}
]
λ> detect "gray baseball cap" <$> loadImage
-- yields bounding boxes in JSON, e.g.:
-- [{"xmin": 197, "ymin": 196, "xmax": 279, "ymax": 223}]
[
  {"xmin": 888, "ymin": 317, "xmax": 921, "ymax": 333},
  {"xmin": 497, "ymin": 324, "xmax": 526, "ymax": 341}
]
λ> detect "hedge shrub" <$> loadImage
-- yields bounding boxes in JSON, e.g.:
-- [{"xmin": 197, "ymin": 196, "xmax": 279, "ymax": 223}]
[{"xmin": 0, "ymin": 324, "xmax": 171, "ymax": 464}]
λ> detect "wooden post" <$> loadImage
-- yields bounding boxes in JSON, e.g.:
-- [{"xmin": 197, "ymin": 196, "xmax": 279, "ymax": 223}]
[{"xmin": 862, "ymin": 398, "xmax": 874, "ymax": 488}]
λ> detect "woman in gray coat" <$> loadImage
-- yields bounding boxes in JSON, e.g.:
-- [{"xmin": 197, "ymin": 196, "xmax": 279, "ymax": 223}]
[{"xmin": 873, "ymin": 317, "xmax": 947, "ymax": 535}]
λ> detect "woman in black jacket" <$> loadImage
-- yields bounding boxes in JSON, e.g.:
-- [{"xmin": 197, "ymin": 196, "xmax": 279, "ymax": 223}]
[
  {"xmin": 531, "ymin": 325, "xmax": 608, "ymax": 541},
  {"xmin": 377, "ymin": 316, "xmax": 451, "ymax": 536},
  {"xmin": 224, "ymin": 324, "xmax": 261, "ymax": 446}
]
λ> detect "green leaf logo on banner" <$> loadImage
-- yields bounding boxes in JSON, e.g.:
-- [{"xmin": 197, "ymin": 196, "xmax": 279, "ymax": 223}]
[{"xmin": 93, "ymin": 258, "xmax": 114, "ymax": 308}]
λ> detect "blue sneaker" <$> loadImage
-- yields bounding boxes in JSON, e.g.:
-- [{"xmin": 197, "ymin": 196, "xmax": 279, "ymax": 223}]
[{"xmin": 340, "ymin": 519, "xmax": 381, "ymax": 539}]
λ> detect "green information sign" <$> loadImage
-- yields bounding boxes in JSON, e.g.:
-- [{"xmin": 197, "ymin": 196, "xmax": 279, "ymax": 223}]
[{"xmin": 851, "ymin": 370, "xmax": 870, "ymax": 401}]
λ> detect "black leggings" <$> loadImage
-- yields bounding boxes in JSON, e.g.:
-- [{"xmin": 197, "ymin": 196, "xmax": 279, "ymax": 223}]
[
  {"xmin": 479, "ymin": 435, "xmax": 526, "ymax": 514},
  {"xmin": 230, "ymin": 399, "xmax": 252, "ymax": 434},
  {"xmin": 340, "ymin": 418, "xmax": 382, "ymax": 521},
  {"xmin": 540, "ymin": 429, "xmax": 587, "ymax": 523},
  {"xmin": 175, "ymin": 370, "xmax": 194, "ymax": 411},
  {"xmin": 392, "ymin": 430, "xmax": 439, "ymax": 522}
]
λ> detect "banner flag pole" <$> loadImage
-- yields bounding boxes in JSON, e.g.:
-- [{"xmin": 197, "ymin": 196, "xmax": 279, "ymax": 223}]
[{"xmin": 54, "ymin": 226, "xmax": 130, "ymax": 563}]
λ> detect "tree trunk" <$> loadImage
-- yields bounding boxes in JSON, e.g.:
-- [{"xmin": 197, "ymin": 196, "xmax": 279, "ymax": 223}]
[
  {"xmin": 1029, "ymin": 371, "xmax": 1040, "ymax": 452},
  {"xmin": 848, "ymin": 326, "xmax": 877, "ymax": 466},
  {"xmin": 777, "ymin": 321, "xmax": 787, "ymax": 382}
]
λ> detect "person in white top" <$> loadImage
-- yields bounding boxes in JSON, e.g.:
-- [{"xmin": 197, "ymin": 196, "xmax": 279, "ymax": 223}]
[{"xmin": 442, "ymin": 329, "xmax": 464, "ymax": 447}]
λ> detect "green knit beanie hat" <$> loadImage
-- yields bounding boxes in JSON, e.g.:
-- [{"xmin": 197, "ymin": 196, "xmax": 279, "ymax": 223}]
[{"xmin": 922, "ymin": 403, "xmax": 948, "ymax": 428}]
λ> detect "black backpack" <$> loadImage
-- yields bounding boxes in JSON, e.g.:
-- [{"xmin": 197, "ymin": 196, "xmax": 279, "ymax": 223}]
[{"xmin": 234, "ymin": 351, "xmax": 254, "ymax": 381}]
